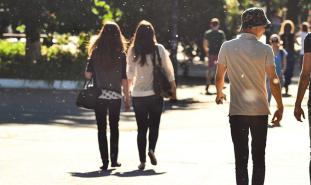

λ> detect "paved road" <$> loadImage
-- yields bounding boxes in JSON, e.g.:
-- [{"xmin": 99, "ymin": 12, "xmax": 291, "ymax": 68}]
[{"xmin": 0, "ymin": 82, "xmax": 310, "ymax": 185}]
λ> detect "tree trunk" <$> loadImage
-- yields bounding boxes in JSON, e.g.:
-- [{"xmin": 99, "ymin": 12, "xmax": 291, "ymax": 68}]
[
  {"xmin": 170, "ymin": 0, "xmax": 178, "ymax": 79},
  {"xmin": 25, "ymin": 23, "xmax": 41, "ymax": 63}
]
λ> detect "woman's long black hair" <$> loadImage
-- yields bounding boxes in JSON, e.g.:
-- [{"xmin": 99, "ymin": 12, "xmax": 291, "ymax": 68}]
[{"xmin": 130, "ymin": 20, "xmax": 157, "ymax": 66}]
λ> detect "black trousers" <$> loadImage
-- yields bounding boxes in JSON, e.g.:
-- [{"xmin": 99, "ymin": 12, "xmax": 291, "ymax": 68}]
[
  {"xmin": 229, "ymin": 115, "xmax": 268, "ymax": 185},
  {"xmin": 132, "ymin": 95, "xmax": 163, "ymax": 163},
  {"xmin": 284, "ymin": 50, "xmax": 295, "ymax": 88},
  {"xmin": 95, "ymin": 99, "xmax": 121, "ymax": 165}
]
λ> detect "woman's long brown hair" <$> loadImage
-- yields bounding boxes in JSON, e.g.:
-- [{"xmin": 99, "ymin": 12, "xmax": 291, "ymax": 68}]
[
  {"xmin": 130, "ymin": 20, "xmax": 157, "ymax": 66},
  {"xmin": 88, "ymin": 21, "xmax": 127, "ymax": 67},
  {"xmin": 279, "ymin": 20, "xmax": 295, "ymax": 35}
]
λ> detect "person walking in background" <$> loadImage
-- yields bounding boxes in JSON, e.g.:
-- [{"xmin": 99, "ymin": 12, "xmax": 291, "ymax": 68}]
[
  {"xmin": 127, "ymin": 20, "xmax": 176, "ymax": 170},
  {"xmin": 270, "ymin": 9, "xmax": 282, "ymax": 34},
  {"xmin": 266, "ymin": 34, "xmax": 287, "ymax": 108},
  {"xmin": 215, "ymin": 8, "xmax": 283, "ymax": 185},
  {"xmin": 84, "ymin": 22, "xmax": 130, "ymax": 171},
  {"xmin": 279, "ymin": 19, "xmax": 296, "ymax": 96},
  {"xmin": 298, "ymin": 22, "xmax": 310, "ymax": 70},
  {"xmin": 294, "ymin": 32, "xmax": 311, "ymax": 183},
  {"xmin": 203, "ymin": 18, "xmax": 226, "ymax": 95}
]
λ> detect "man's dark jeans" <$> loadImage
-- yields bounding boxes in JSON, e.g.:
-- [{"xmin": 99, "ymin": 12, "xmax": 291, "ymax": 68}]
[
  {"xmin": 229, "ymin": 115, "xmax": 268, "ymax": 185},
  {"xmin": 95, "ymin": 99, "xmax": 121, "ymax": 166},
  {"xmin": 132, "ymin": 95, "xmax": 163, "ymax": 163}
]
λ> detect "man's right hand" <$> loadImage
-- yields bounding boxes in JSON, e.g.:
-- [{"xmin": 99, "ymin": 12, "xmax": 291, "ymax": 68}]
[
  {"xmin": 271, "ymin": 108, "xmax": 283, "ymax": 125},
  {"xmin": 294, "ymin": 105, "xmax": 305, "ymax": 122},
  {"xmin": 215, "ymin": 92, "xmax": 226, "ymax": 104}
]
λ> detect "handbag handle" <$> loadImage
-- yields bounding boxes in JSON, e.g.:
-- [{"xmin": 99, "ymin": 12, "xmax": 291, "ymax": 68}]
[
  {"xmin": 151, "ymin": 45, "xmax": 162, "ymax": 67},
  {"xmin": 83, "ymin": 78, "xmax": 95, "ymax": 89}
]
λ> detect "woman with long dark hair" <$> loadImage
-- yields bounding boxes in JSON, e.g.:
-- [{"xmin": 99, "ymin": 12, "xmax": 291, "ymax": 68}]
[
  {"xmin": 279, "ymin": 19, "xmax": 296, "ymax": 96},
  {"xmin": 85, "ymin": 21, "xmax": 130, "ymax": 171},
  {"xmin": 127, "ymin": 20, "xmax": 176, "ymax": 170}
]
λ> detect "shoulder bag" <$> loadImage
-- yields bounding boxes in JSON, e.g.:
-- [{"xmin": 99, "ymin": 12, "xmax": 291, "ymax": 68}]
[
  {"xmin": 152, "ymin": 46, "xmax": 172, "ymax": 98},
  {"xmin": 76, "ymin": 78, "xmax": 101, "ymax": 110}
]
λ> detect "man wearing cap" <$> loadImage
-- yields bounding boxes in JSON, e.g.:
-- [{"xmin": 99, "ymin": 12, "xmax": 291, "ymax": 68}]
[
  {"xmin": 294, "ymin": 32, "xmax": 311, "ymax": 181},
  {"xmin": 215, "ymin": 7, "xmax": 283, "ymax": 185},
  {"xmin": 203, "ymin": 18, "xmax": 226, "ymax": 95}
]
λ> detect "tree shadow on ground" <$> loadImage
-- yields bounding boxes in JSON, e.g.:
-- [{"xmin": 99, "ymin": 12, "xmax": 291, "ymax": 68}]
[
  {"xmin": 0, "ymin": 88, "xmax": 204, "ymax": 125},
  {"xmin": 69, "ymin": 169, "xmax": 115, "ymax": 178},
  {"xmin": 0, "ymin": 88, "xmax": 136, "ymax": 126},
  {"xmin": 113, "ymin": 169, "xmax": 166, "ymax": 177}
]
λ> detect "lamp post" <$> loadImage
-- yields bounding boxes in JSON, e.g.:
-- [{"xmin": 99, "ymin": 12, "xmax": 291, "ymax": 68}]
[{"xmin": 170, "ymin": 0, "xmax": 178, "ymax": 82}]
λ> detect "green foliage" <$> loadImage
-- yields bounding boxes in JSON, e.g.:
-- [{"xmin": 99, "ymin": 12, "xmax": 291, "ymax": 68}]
[
  {"xmin": 76, "ymin": 32, "xmax": 90, "ymax": 58},
  {"xmin": 16, "ymin": 25, "xmax": 26, "ymax": 33},
  {"xmin": 0, "ymin": 41, "xmax": 86, "ymax": 81},
  {"xmin": 0, "ymin": 0, "xmax": 117, "ymax": 63},
  {"xmin": 107, "ymin": 0, "xmax": 226, "ymax": 46},
  {"xmin": 0, "ymin": 40, "xmax": 25, "ymax": 57}
]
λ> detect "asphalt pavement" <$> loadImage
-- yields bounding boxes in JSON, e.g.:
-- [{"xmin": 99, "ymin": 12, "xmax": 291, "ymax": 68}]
[{"xmin": 0, "ymin": 78, "xmax": 310, "ymax": 185}]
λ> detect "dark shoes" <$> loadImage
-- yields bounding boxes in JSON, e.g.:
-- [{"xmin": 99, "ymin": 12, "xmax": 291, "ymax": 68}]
[
  {"xmin": 138, "ymin": 163, "xmax": 146, "ymax": 170},
  {"xmin": 111, "ymin": 162, "xmax": 121, "ymax": 167},
  {"xmin": 148, "ymin": 150, "xmax": 157, "ymax": 165},
  {"xmin": 205, "ymin": 91, "xmax": 214, "ymax": 95},
  {"xmin": 282, "ymin": 93, "xmax": 291, "ymax": 97},
  {"xmin": 100, "ymin": 164, "xmax": 108, "ymax": 171},
  {"xmin": 100, "ymin": 162, "xmax": 121, "ymax": 171}
]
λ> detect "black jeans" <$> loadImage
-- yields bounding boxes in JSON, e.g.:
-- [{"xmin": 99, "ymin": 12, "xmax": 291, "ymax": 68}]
[
  {"xmin": 284, "ymin": 50, "xmax": 295, "ymax": 88},
  {"xmin": 132, "ymin": 95, "xmax": 163, "ymax": 163},
  {"xmin": 95, "ymin": 99, "xmax": 121, "ymax": 165},
  {"xmin": 229, "ymin": 115, "xmax": 268, "ymax": 185}
]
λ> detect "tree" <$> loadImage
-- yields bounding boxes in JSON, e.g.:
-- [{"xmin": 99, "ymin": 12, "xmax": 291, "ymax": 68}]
[
  {"xmin": 286, "ymin": 0, "xmax": 311, "ymax": 24},
  {"xmin": 0, "ymin": 2, "xmax": 10, "ymax": 37},
  {"xmin": 107, "ymin": 0, "xmax": 226, "ymax": 47},
  {"xmin": 0, "ymin": 0, "xmax": 113, "ymax": 62}
]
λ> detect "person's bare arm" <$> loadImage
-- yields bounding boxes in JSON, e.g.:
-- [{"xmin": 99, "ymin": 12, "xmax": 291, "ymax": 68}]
[
  {"xmin": 282, "ymin": 52, "xmax": 287, "ymax": 72},
  {"xmin": 294, "ymin": 53, "xmax": 311, "ymax": 121},
  {"xmin": 215, "ymin": 63, "xmax": 227, "ymax": 104},
  {"xmin": 203, "ymin": 39, "xmax": 209, "ymax": 54},
  {"xmin": 122, "ymin": 79, "xmax": 130, "ymax": 111},
  {"xmin": 266, "ymin": 65, "xmax": 284, "ymax": 124},
  {"xmin": 170, "ymin": 81, "xmax": 177, "ymax": 100}
]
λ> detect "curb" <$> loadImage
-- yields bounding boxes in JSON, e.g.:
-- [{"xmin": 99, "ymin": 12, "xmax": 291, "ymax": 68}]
[{"xmin": 0, "ymin": 78, "xmax": 83, "ymax": 90}]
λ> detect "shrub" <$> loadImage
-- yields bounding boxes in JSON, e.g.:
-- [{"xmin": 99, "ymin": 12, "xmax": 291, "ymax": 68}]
[{"xmin": 0, "ymin": 40, "xmax": 87, "ymax": 81}]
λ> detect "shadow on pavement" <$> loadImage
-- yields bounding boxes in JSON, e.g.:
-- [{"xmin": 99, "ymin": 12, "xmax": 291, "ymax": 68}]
[
  {"xmin": 176, "ymin": 76, "xmax": 205, "ymax": 87},
  {"xmin": 0, "ymin": 88, "xmax": 97, "ymax": 125},
  {"xmin": 113, "ymin": 169, "xmax": 166, "ymax": 177},
  {"xmin": 69, "ymin": 169, "xmax": 115, "ymax": 178},
  {"xmin": 164, "ymin": 98, "xmax": 201, "ymax": 111},
  {"xmin": 0, "ymin": 88, "xmax": 203, "ymax": 125}
]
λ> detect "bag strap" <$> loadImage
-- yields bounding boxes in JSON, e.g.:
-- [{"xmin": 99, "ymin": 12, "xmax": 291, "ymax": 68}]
[
  {"xmin": 84, "ymin": 78, "xmax": 94, "ymax": 88},
  {"xmin": 152, "ymin": 45, "xmax": 162, "ymax": 67}
]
